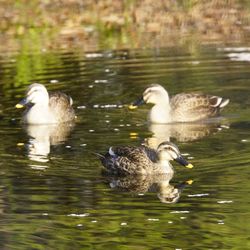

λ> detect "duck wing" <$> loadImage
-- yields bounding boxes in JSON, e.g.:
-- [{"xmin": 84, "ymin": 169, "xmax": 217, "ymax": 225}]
[
  {"xmin": 170, "ymin": 93, "xmax": 229, "ymax": 122},
  {"xmin": 102, "ymin": 146, "xmax": 155, "ymax": 175},
  {"xmin": 140, "ymin": 145, "xmax": 159, "ymax": 162},
  {"xmin": 49, "ymin": 92, "xmax": 75, "ymax": 122}
]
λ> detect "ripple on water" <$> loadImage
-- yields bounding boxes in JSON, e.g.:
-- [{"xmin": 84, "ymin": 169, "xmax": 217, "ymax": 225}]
[{"xmin": 0, "ymin": 46, "xmax": 249, "ymax": 250}]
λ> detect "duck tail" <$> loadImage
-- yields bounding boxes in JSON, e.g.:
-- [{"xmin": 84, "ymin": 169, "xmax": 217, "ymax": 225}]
[
  {"xmin": 210, "ymin": 96, "xmax": 230, "ymax": 109},
  {"xmin": 92, "ymin": 152, "xmax": 105, "ymax": 159},
  {"xmin": 219, "ymin": 98, "xmax": 230, "ymax": 108}
]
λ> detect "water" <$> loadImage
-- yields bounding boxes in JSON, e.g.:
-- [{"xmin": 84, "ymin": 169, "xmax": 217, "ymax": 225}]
[{"xmin": 0, "ymin": 45, "xmax": 250, "ymax": 249}]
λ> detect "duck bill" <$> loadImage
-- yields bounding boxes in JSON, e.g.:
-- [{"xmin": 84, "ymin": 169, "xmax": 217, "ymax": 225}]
[
  {"xmin": 128, "ymin": 97, "xmax": 145, "ymax": 110},
  {"xmin": 175, "ymin": 155, "xmax": 193, "ymax": 169},
  {"xmin": 15, "ymin": 98, "xmax": 28, "ymax": 109}
]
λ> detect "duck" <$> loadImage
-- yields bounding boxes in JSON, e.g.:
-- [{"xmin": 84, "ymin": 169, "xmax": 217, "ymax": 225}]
[
  {"xmin": 98, "ymin": 141, "xmax": 193, "ymax": 175},
  {"xmin": 129, "ymin": 84, "xmax": 229, "ymax": 123},
  {"xmin": 16, "ymin": 83, "xmax": 75, "ymax": 124}
]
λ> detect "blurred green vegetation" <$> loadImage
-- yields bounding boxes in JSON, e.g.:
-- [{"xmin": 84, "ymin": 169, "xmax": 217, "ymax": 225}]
[{"xmin": 0, "ymin": 0, "xmax": 250, "ymax": 53}]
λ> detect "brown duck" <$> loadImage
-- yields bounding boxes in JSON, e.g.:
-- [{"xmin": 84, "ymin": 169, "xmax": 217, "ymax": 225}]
[{"xmin": 99, "ymin": 141, "xmax": 193, "ymax": 175}]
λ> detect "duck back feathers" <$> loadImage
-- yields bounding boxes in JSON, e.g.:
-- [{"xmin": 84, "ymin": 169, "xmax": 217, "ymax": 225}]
[
  {"xmin": 101, "ymin": 145, "xmax": 158, "ymax": 175},
  {"xmin": 49, "ymin": 92, "xmax": 75, "ymax": 123},
  {"xmin": 170, "ymin": 93, "xmax": 229, "ymax": 122}
]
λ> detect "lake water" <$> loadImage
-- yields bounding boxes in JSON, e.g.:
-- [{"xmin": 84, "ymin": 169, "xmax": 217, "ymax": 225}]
[{"xmin": 0, "ymin": 45, "xmax": 249, "ymax": 249}]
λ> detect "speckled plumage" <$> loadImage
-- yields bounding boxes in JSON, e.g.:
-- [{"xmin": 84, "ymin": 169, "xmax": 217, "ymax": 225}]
[
  {"xmin": 99, "ymin": 141, "xmax": 192, "ymax": 175},
  {"xmin": 101, "ymin": 145, "xmax": 158, "ymax": 175},
  {"xmin": 170, "ymin": 92, "xmax": 228, "ymax": 122},
  {"xmin": 47, "ymin": 92, "xmax": 75, "ymax": 123}
]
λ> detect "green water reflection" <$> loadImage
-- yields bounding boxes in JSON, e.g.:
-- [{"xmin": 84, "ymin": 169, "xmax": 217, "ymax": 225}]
[{"xmin": 0, "ymin": 46, "xmax": 250, "ymax": 249}]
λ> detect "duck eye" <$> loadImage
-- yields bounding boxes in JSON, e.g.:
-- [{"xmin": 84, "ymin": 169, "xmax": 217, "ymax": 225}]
[
  {"xmin": 28, "ymin": 89, "xmax": 38, "ymax": 95},
  {"xmin": 144, "ymin": 89, "xmax": 152, "ymax": 95}
]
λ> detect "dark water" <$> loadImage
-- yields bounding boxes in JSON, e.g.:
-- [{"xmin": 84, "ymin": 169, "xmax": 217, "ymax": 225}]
[{"xmin": 0, "ymin": 46, "xmax": 250, "ymax": 249}]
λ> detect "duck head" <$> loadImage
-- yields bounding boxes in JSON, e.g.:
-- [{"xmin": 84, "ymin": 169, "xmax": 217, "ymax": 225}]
[
  {"xmin": 16, "ymin": 83, "xmax": 49, "ymax": 108},
  {"xmin": 157, "ymin": 141, "xmax": 193, "ymax": 168},
  {"xmin": 129, "ymin": 84, "xmax": 169, "ymax": 109}
]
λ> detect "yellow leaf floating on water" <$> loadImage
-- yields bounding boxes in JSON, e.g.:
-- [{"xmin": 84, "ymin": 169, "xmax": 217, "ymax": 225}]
[
  {"xmin": 130, "ymin": 132, "xmax": 138, "ymax": 139},
  {"xmin": 128, "ymin": 105, "xmax": 137, "ymax": 110}
]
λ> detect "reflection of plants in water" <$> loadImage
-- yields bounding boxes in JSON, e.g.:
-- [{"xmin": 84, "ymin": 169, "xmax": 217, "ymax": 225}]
[
  {"xmin": 13, "ymin": 31, "xmax": 60, "ymax": 86},
  {"xmin": 1, "ymin": 32, "xmax": 67, "ymax": 94}
]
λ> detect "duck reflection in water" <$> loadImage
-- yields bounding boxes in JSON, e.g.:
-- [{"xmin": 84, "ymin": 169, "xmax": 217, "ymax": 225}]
[
  {"xmin": 24, "ymin": 123, "xmax": 74, "ymax": 163},
  {"xmin": 145, "ymin": 121, "xmax": 230, "ymax": 149},
  {"xmin": 105, "ymin": 174, "xmax": 193, "ymax": 203}
]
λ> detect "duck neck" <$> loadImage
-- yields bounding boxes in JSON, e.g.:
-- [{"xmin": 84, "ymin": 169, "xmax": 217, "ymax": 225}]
[
  {"xmin": 34, "ymin": 102, "xmax": 49, "ymax": 110},
  {"xmin": 149, "ymin": 102, "xmax": 171, "ymax": 123},
  {"xmin": 25, "ymin": 100, "xmax": 55, "ymax": 124},
  {"xmin": 32, "ymin": 100, "xmax": 50, "ymax": 113},
  {"xmin": 155, "ymin": 158, "xmax": 174, "ymax": 174}
]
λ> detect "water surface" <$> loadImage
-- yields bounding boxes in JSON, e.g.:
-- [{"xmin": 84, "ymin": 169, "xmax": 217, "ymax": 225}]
[{"xmin": 0, "ymin": 46, "xmax": 249, "ymax": 249}]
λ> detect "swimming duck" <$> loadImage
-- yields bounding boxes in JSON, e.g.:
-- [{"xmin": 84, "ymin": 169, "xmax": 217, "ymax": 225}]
[
  {"xmin": 98, "ymin": 141, "xmax": 193, "ymax": 175},
  {"xmin": 129, "ymin": 84, "xmax": 229, "ymax": 123},
  {"xmin": 16, "ymin": 83, "xmax": 75, "ymax": 124}
]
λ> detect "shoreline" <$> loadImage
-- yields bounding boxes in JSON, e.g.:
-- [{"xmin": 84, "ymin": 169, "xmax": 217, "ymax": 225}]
[{"xmin": 1, "ymin": 0, "xmax": 250, "ymax": 52}]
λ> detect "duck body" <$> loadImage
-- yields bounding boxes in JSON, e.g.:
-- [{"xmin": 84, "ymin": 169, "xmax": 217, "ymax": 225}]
[
  {"xmin": 149, "ymin": 102, "xmax": 171, "ymax": 124},
  {"xmin": 23, "ymin": 100, "xmax": 55, "ymax": 124},
  {"xmin": 16, "ymin": 84, "xmax": 75, "ymax": 124},
  {"xmin": 99, "ymin": 141, "xmax": 193, "ymax": 176},
  {"xmin": 101, "ymin": 145, "xmax": 162, "ymax": 175},
  {"xmin": 170, "ymin": 92, "xmax": 229, "ymax": 123},
  {"xmin": 130, "ymin": 84, "xmax": 230, "ymax": 123}
]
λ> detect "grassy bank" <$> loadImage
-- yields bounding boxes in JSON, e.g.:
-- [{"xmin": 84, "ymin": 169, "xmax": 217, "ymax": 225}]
[{"xmin": 1, "ymin": 0, "xmax": 250, "ymax": 52}]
